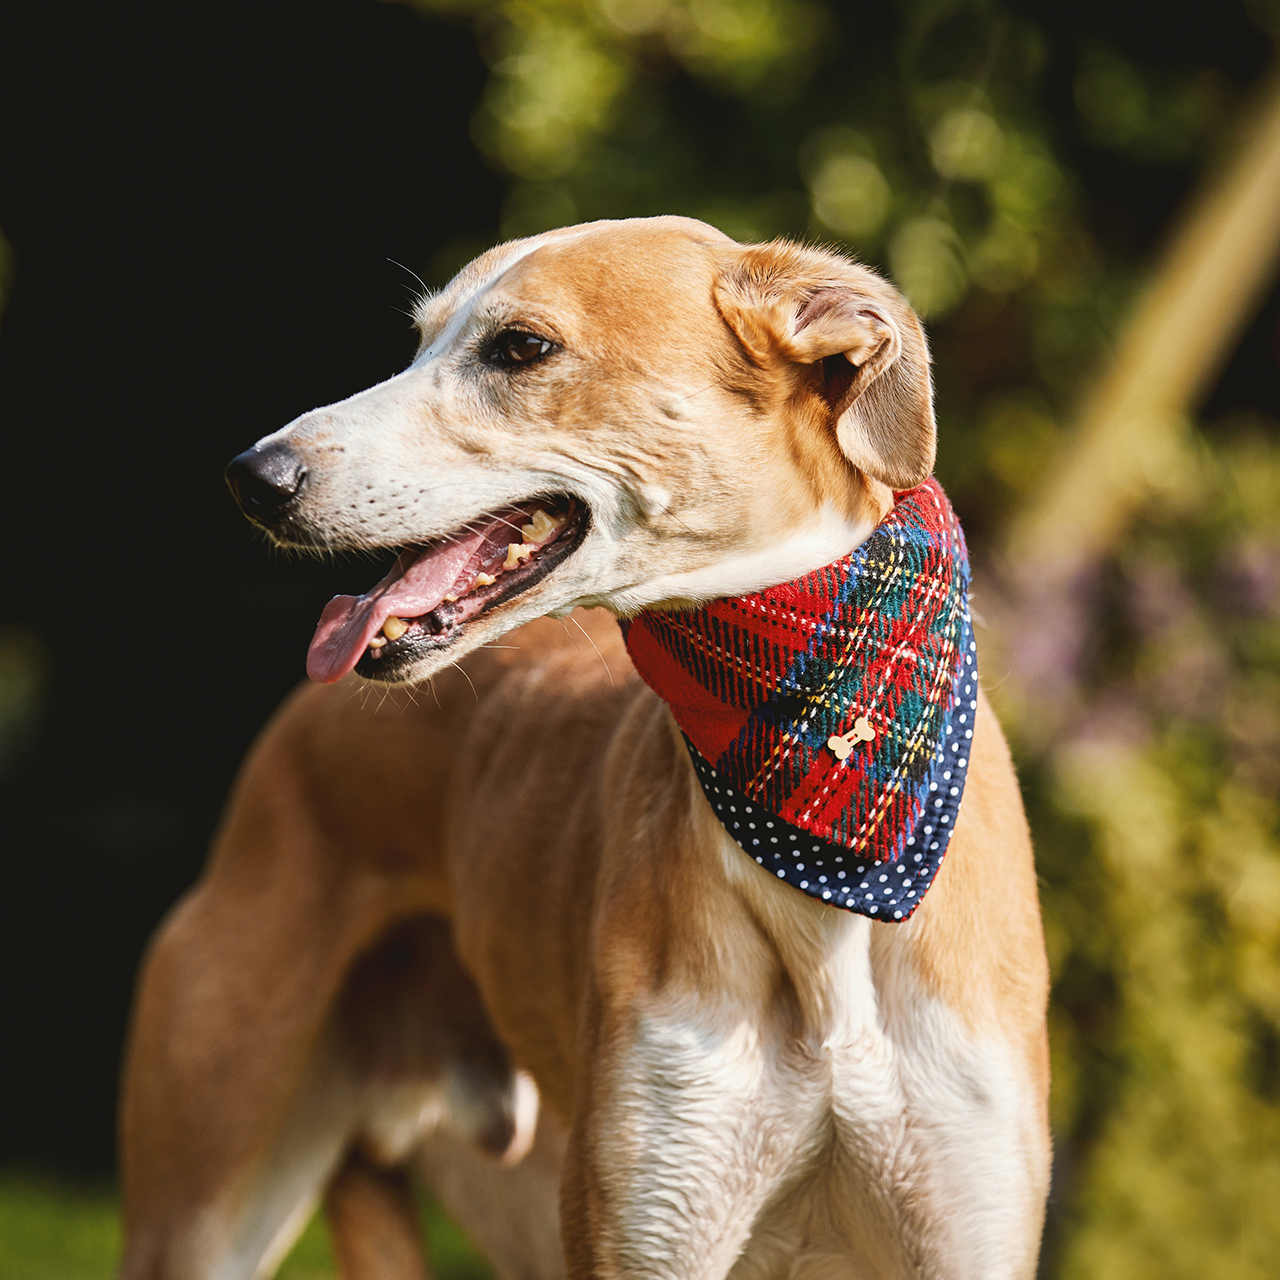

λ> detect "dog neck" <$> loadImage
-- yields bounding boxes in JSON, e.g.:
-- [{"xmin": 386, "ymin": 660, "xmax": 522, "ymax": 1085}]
[{"xmin": 623, "ymin": 478, "xmax": 977, "ymax": 922}]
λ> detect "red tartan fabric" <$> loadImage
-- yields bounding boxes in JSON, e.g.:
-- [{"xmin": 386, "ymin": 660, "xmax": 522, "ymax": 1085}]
[{"xmin": 622, "ymin": 479, "xmax": 971, "ymax": 867}]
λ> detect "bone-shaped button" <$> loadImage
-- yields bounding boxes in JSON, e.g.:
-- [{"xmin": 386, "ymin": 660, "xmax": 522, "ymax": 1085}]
[{"xmin": 827, "ymin": 716, "xmax": 876, "ymax": 760}]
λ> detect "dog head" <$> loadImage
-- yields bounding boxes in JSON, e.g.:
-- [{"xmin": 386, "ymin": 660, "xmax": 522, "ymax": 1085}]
[{"xmin": 225, "ymin": 217, "xmax": 935, "ymax": 685}]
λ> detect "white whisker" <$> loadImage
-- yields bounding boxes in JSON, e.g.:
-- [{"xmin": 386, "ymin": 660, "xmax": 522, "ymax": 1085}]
[
  {"xmin": 568, "ymin": 613, "xmax": 616, "ymax": 687},
  {"xmin": 448, "ymin": 659, "xmax": 479, "ymax": 702}
]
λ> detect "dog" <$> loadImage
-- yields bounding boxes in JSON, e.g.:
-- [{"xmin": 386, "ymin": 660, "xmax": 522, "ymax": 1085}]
[{"xmin": 119, "ymin": 216, "xmax": 1050, "ymax": 1280}]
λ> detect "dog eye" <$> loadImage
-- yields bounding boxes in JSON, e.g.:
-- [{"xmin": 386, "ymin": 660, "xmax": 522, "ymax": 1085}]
[{"xmin": 487, "ymin": 329, "xmax": 556, "ymax": 369}]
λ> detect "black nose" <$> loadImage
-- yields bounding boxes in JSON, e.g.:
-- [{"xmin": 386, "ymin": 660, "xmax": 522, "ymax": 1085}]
[{"xmin": 225, "ymin": 443, "xmax": 307, "ymax": 523}]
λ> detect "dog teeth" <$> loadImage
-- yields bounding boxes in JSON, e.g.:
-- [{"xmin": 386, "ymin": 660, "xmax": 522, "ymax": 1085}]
[
  {"xmin": 367, "ymin": 635, "xmax": 387, "ymax": 650},
  {"xmin": 520, "ymin": 509, "xmax": 564, "ymax": 542},
  {"xmin": 381, "ymin": 617, "xmax": 409, "ymax": 641},
  {"xmin": 503, "ymin": 542, "xmax": 536, "ymax": 571},
  {"xmin": 475, "ymin": 573, "xmax": 497, "ymax": 587}
]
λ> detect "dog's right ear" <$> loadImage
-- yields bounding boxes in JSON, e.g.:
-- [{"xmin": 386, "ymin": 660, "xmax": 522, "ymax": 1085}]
[{"xmin": 713, "ymin": 241, "xmax": 936, "ymax": 490}]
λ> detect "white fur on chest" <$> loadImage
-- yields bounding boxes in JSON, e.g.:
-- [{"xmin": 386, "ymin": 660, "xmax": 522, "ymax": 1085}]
[{"xmin": 595, "ymin": 825, "xmax": 1042, "ymax": 1280}]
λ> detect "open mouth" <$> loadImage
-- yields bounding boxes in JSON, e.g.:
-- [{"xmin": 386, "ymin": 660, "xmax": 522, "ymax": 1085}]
[{"xmin": 306, "ymin": 496, "xmax": 588, "ymax": 684}]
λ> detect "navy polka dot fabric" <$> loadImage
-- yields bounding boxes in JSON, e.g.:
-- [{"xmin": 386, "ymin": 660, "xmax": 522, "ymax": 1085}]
[{"xmin": 687, "ymin": 613, "xmax": 978, "ymax": 921}]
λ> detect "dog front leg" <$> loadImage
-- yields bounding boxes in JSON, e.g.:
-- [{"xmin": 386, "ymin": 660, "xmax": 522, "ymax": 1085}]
[{"xmin": 559, "ymin": 1001, "xmax": 812, "ymax": 1280}]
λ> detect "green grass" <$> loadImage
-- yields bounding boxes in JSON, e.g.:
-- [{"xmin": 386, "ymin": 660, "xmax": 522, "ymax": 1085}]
[
  {"xmin": 0, "ymin": 1170, "xmax": 492, "ymax": 1280},
  {"xmin": 0, "ymin": 1172, "xmax": 120, "ymax": 1280}
]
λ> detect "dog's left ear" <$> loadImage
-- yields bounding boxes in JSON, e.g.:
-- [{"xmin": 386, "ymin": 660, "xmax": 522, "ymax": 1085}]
[{"xmin": 714, "ymin": 243, "xmax": 936, "ymax": 490}]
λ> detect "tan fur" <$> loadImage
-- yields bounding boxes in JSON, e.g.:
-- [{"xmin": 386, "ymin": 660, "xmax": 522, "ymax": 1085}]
[
  {"xmin": 714, "ymin": 241, "xmax": 936, "ymax": 490},
  {"xmin": 119, "ymin": 218, "xmax": 1050, "ymax": 1280},
  {"xmin": 325, "ymin": 1156, "xmax": 430, "ymax": 1280}
]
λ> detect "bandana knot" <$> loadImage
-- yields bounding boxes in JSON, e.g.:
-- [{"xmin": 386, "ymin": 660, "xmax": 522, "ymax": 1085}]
[{"xmin": 622, "ymin": 478, "xmax": 977, "ymax": 921}]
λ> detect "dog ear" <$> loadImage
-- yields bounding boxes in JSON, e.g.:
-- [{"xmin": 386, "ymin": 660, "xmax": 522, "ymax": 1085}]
[{"xmin": 714, "ymin": 243, "xmax": 936, "ymax": 490}]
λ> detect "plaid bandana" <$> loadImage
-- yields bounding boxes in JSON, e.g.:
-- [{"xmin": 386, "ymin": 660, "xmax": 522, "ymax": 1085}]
[{"xmin": 622, "ymin": 478, "xmax": 976, "ymax": 921}]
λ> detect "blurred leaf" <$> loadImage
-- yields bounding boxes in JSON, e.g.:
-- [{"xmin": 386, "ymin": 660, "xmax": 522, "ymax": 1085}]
[{"xmin": 0, "ymin": 627, "xmax": 46, "ymax": 776}]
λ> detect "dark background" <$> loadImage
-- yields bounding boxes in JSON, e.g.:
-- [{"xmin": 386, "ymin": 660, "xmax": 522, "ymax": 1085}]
[
  {"xmin": 0, "ymin": 0, "xmax": 499, "ymax": 1173},
  {"xmin": 0, "ymin": 0, "xmax": 1277, "ymax": 1182}
]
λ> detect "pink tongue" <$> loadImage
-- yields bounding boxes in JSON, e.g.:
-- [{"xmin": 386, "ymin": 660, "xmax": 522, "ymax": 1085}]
[{"xmin": 306, "ymin": 529, "xmax": 488, "ymax": 684}]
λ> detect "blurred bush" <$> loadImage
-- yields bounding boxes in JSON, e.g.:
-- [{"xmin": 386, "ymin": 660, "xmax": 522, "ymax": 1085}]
[
  {"xmin": 1028, "ymin": 431, "xmax": 1280, "ymax": 1278},
  {"xmin": 392, "ymin": 0, "xmax": 1280, "ymax": 1274}
]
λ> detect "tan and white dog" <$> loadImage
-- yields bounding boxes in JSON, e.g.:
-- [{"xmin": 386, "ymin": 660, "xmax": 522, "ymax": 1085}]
[{"xmin": 119, "ymin": 217, "xmax": 1050, "ymax": 1280}]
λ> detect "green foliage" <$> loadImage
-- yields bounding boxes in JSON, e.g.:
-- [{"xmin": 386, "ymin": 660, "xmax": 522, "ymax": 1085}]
[{"xmin": 1030, "ymin": 430, "xmax": 1280, "ymax": 1277}]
